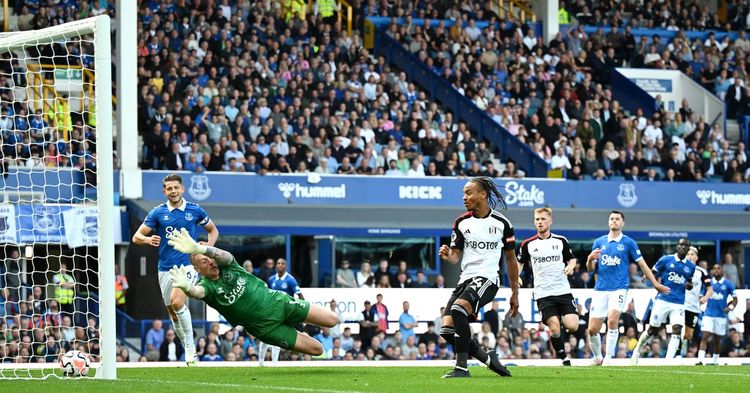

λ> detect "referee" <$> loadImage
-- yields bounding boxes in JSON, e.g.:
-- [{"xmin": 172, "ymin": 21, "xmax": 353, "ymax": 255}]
[{"xmin": 518, "ymin": 208, "xmax": 579, "ymax": 366}]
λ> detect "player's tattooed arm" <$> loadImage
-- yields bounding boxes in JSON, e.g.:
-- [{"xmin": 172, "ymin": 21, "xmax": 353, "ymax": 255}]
[{"xmin": 204, "ymin": 246, "xmax": 234, "ymax": 267}]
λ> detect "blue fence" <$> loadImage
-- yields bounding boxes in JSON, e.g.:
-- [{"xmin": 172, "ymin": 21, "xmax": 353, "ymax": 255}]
[
  {"xmin": 610, "ymin": 69, "xmax": 658, "ymax": 118},
  {"xmin": 370, "ymin": 25, "xmax": 549, "ymax": 178},
  {"xmin": 141, "ymin": 171, "xmax": 750, "ymax": 211},
  {"xmin": 366, "ymin": 17, "xmax": 545, "ymax": 38}
]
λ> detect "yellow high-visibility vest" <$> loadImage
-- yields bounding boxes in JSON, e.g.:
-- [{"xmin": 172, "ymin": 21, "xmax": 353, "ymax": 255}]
[
  {"xmin": 54, "ymin": 273, "xmax": 74, "ymax": 305},
  {"xmin": 558, "ymin": 8, "xmax": 570, "ymax": 24},
  {"xmin": 319, "ymin": 0, "xmax": 335, "ymax": 18}
]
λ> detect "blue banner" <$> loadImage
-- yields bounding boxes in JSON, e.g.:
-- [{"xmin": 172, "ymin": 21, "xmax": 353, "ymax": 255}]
[
  {"xmin": 1, "ymin": 204, "xmax": 124, "ymax": 245},
  {"xmin": 17, "ymin": 205, "xmax": 66, "ymax": 243},
  {"xmin": 141, "ymin": 172, "xmax": 750, "ymax": 212},
  {"xmin": 0, "ymin": 168, "xmax": 86, "ymax": 203}
]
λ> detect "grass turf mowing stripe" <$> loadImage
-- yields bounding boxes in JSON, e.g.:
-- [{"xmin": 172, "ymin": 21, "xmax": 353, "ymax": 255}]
[{"xmin": 120, "ymin": 377, "xmax": 366, "ymax": 393}]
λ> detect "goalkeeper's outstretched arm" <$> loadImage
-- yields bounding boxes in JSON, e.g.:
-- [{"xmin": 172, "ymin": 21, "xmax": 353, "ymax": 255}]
[
  {"xmin": 167, "ymin": 227, "xmax": 234, "ymax": 266},
  {"xmin": 170, "ymin": 266, "xmax": 206, "ymax": 300}
]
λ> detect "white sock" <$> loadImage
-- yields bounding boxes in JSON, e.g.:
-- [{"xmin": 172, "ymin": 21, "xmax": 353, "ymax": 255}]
[
  {"xmin": 712, "ymin": 353, "xmax": 719, "ymax": 365},
  {"xmin": 605, "ymin": 329, "xmax": 618, "ymax": 359},
  {"xmin": 666, "ymin": 334, "xmax": 680, "ymax": 358},
  {"xmin": 698, "ymin": 349, "xmax": 706, "ymax": 361},
  {"xmin": 171, "ymin": 317, "xmax": 186, "ymax": 344},
  {"xmin": 272, "ymin": 346, "xmax": 281, "ymax": 363},
  {"xmin": 259, "ymin": 341, "xmax": 269, "ymax": 365},
  {"xmin": 680, "ymin": 338, "xmax": 689, "ymax": 357},
  {"xmin": 633, "ymin": 331, "xmax": 650, "ymax": 358},
  {"xmin": 589, "ymin": 334, "xmax": 602, "ymax": 359},
  {"xmin": 175, "ymin": 306, "xmax": 194, "ymax": 349}
]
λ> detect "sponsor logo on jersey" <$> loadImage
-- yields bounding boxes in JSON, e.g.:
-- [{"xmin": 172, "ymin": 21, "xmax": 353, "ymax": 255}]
[
  {"xmin": 601, "ymin": 254, "xmax": 622, "ymax": 266},
  {"xmin": 463, "ymin": 229, "xmax": 471, "ymax": 234},
  {"xmin": 617, "ymin": 183, "xmax": 638, "ymax": 207},
  {"xmin": 464, "ymin": 240, "xmax": 500, "ymax": 250},
  {"xmin": 398, "ymin": 185, "xmax": 442, "ymax": 200},
  {"xmin": 667, "ymin": 271, "xmax": 687, "ymax": 284},
  {"xmin": 222, "ymin": 277, "xmax": 246, "ymax": 304},
  {"xmin": 278, "ymin": 182, "xmax": 346, "ymax": 199},
  {"xmin": 533, "ymin": 255, "xmax": 561, "ymax": 263},
  {"xmin": 696, "ymin": 189, "xmax": 750, "ymax": 205},
  {"xmin": 185, "ymin": 213, "xmax": 193, "ymax": 221},
  {"xmin": 710, "ymin": 292, "xmax": 724, "ymax": 300},
  {"xmin": 502, "ymin": 181, "xmax": 544, "ymax": 207},
  {"xmin": 188, "ymin": 175, "xmax": 212, "ymax": 201}
]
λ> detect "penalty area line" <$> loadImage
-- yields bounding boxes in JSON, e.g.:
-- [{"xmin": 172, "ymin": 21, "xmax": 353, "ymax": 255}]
[{"xmin": 119, "ymin": 378, "xmax": 366, "ymax": 393}]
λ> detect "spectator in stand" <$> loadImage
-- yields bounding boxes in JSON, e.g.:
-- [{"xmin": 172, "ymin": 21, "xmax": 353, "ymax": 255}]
[
  {"xmin": 399, "ymin": 301, "xmax": 416, "ymax": 344},
  {"xmin": 159, "ymin": 329, "xmax": 184, "ymax": 362},
  {"xmin": 373, "ymin": 259, "xmax": 395, "ymax": 287},
  {"xmin": 357, "ymin": 260, "xmax": 375, "ymax": 288},
  {"xmin": 335, "ymin": 259, "xmax": 357, "ymax": 288},
  {"xmin": 722, "ymin": 252, "xmax": 741, "ymax": 288},
  {"xmin": 372, "ymin": 294, "xmax": 390, "ymax": 335},
  {"xmin": 145, "ymin": 320, "xmax": 165, "ymax": 359}
]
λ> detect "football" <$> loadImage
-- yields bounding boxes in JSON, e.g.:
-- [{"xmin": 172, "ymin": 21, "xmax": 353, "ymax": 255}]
[{"xmin": 60, "ymin": 350, "xmax": 90, "ymax": 377}]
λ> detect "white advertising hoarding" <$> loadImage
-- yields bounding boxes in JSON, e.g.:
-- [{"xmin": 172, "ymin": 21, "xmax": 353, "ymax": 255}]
[{"xmin": 206, "ymin": 288, "xmax": 749, "ymax": 333}]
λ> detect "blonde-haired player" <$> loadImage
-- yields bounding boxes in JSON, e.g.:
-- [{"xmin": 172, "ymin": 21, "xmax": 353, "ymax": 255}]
[{"xmin": 518, "ymin": 208, "xmax": 578, "ymax": 366}]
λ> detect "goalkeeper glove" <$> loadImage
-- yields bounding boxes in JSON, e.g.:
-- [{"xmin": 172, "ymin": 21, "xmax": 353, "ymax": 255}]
[
  {"xmin": 166, "ymin": 227, "xmax": 207, "ymax": 255},
  {"xmin": 170, "ymin": 265, "xmax": 192, "ymax": 292}
]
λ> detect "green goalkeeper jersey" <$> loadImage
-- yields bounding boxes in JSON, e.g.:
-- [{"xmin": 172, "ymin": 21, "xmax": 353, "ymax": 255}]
[{"xmin": 197, "ymin": 259, "xmax": 274, "ymax": 330}]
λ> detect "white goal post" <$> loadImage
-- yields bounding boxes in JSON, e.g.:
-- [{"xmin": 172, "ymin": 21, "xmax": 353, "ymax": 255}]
[{"xmin": 0, "ymin": 15, "xmax": 114, "ymax": 379}]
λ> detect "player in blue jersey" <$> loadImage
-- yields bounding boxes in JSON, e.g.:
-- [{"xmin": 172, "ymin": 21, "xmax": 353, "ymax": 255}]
[
  {"xmin": 259, "ymin": 257, "xmax": 304, "ymax": 366},
  {"xmin": 132, "ymin": 174, "xmax": 219, "ymax": 365},
  {"xmin": 697, "ymin": 263, "xmax": 738, "ymax": 365},
  {"xmin": 631, "ymin": 238, "xmax": 695, "ymax": 364},
  {"xmin": 585, "ymin": 210, "xmax": 668, "ymax": 365}
]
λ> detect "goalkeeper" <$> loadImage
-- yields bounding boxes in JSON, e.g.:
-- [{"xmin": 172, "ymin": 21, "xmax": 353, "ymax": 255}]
[{"xmin": 167, "ymin": 228, "xmax": 339, "ymax": 355}]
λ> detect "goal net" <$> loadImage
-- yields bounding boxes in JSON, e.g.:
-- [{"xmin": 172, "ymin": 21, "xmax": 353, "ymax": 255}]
[{"xmin": 0, "ymin": 16, "xmax": 115, "ymax": 379}]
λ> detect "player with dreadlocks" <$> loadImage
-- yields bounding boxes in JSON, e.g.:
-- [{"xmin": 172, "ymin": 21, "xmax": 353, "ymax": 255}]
[{"xmin": 438, "ymin": 177, "xmax": 518, "ymax": 378}]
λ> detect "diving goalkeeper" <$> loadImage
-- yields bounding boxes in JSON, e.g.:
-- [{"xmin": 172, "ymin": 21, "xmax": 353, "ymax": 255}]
[{"xmin": 167, "ymin": 228, "xmax": 339, "ymax": 355}]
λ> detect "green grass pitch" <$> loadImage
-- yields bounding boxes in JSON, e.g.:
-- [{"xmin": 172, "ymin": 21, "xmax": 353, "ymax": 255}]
[{"xmin": 2, "ymin": 366, "xmax": 749, "ymax": 392}]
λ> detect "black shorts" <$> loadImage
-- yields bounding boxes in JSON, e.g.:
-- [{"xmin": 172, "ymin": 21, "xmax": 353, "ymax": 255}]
[
  {"xmin": 536, "ymin": 293, "xmax": 578, "ymax": 323},
  {"xmin": 685, "ymin": 310, "xmax": 700, "ymax": 329},
  {"xmin": 443, "ymin": 276, "xmax": 498, "ymax": 316}
]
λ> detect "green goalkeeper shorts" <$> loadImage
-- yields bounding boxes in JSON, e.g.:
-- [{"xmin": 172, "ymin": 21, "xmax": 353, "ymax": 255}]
[{"xmin": 255, "ymin": 291, "xmax": 310, "ymax": 350}]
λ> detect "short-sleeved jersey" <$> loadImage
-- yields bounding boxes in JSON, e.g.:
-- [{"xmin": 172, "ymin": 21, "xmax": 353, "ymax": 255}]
[
  {"xmin": 591, "ymin": 233, "xmax": 643, "ymax": 291},
  {"xmin": 267, "ymin": 272, "xmax": 301, "ymax": 297},
  {"xmin": 652, "ymin": 254, "xmax": 695, "ymax": 305},
  {"xmin": 198, "ymin": 259, "xmax": 275, "ymax": 329},
  {"xmin": 518, "ymin": 233, "xmax": 574, "ymax": 298},
  {"xmin": 450, "ymin": 210, "xmax": 515, "ymax": 286},
  {"xmin": 705, "ymin": 277, "xmax": 737, "ymax": 318},
  {"xmin": 684, "ymin": 264, "xmax": 711, "ymax": 313},
  {"xmin": 143, "ymin": 199, "xmax": 210, "ymax": 271}
]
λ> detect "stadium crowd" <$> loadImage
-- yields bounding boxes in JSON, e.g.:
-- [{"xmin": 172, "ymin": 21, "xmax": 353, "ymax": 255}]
[{"xmin": 127, "ymin": 0, "xmax": 750, "ymax": 182}]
